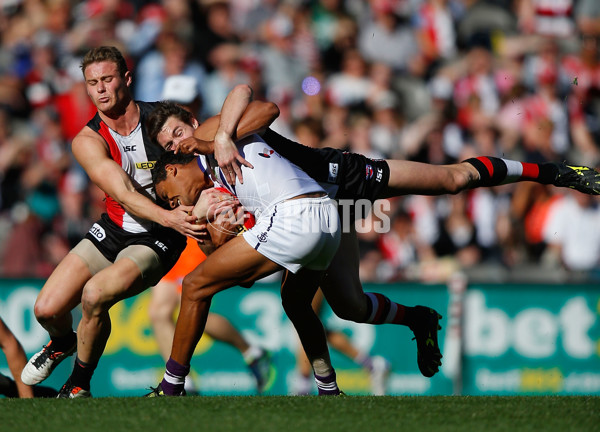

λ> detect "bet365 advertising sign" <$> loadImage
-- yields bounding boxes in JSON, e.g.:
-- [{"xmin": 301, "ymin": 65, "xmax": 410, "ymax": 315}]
[
  {"xmin": 0, "ymin": 280, "xmax": 598, "ymax": 396},
  {"xmin": 461, "ymin": 283, "xmax": 600, "ymax": 395}
]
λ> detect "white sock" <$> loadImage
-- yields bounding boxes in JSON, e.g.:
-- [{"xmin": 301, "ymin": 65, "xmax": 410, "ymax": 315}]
[{"xmin": 242, "ymin": 345, "xmax": 263, "ymax": 364}]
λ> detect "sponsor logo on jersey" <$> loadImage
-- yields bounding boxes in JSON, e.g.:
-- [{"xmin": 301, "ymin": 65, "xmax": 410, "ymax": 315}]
[
  {"xmin": 89, "ymin": 223, "xmax": 106, "ymax": 241},
  {"xmin": 257, "ymin": 232, "xmax": 269, "ymax": 242},
  {"xmin": 135, "ymin": 161, "xmax": 156, "ymax": 169},
  {"xmin": 328, "ymin": 162, "xmax": 339, "ymax": 183},
  {"xmin": 259, "ymin": 149, "xmax": 275, "ymax": 158},
  {"xmin": 154, "ymin": 240, "xmax": 168, "ymax": 252},
  {"xmin": 376, "ymin": 167, "xmax": 383, "ymax": 182},
  {"xmin": 123, "ymin": 145, "xmax": 137, "ymax": 152},
  {"xmin": 365, "ymin": 164, "xmax": 374, "ymax": 180}
]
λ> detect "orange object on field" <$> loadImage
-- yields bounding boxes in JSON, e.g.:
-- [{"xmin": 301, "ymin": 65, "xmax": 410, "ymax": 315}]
[{"xmin": 162, "ymin": 237, "xmax": 206, "ymax": 289}]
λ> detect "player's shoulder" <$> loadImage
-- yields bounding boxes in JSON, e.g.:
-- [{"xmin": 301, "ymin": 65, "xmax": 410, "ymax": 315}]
[
  {"xmin": 73, "ymin": 125, "xmax": 104, "ymax": 144},
  {"xmin": 72, "ymin": 125, "xmax": 109, "ymax": 155}
]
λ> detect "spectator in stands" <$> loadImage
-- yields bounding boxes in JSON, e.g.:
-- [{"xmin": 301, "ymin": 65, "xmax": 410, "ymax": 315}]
[
  {"xmin": 543, "ymin": 190, "xmax": 600, "ymax": 272},
  {"xmin": 134, "ymin": 27, "xmax": 206, "ymax": 103}
]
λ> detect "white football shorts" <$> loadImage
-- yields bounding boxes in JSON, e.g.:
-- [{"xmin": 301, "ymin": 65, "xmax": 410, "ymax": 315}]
[{"xmin": 242, "ymin": 196, "xmax": 341, "ymax": 273}]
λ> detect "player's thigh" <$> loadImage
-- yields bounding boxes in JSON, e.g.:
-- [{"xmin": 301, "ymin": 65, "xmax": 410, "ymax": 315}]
[
  {"xmin": 183, "ymin": 236, "xmax": 281, "ymax": 299},
  {"xmin": 84, "ymin": 245, "xmax": 160, "ymax": 308},
  {"xmin": 320, "ymin": 230, "xmax": 368, "ymax": 318},
  {"xmin": 281, "ymin": 268, "xmax": 323, "ymax": 307},
  {"xmin": 34, "ymin": 251, "xmax": 95, "ymax": 318}
]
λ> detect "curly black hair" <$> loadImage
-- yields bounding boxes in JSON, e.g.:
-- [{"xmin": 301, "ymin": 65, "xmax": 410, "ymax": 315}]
[{"xmin": 151, "ymin": 151, "xmax": 197, "ymax": 186}]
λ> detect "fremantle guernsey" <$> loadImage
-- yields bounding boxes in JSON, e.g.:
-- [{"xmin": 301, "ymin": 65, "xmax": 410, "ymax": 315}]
[
  {"xmin": 86, "ymin": 101, "xmax": 164, "ymax": 233},
  {"xmin": 196, "ymin": 134, "xmax": 324, "ymax": 218},
  {"xmin": 261, "ymin": 128, "xmax": 390, "ymax": 201}
]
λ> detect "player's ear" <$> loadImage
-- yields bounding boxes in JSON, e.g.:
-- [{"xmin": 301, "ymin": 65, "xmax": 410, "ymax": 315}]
[
  {"xmin": 124, "ymin": 70, "xmax": 133, "ymax": 87},
  {"xmin": 166, "ymin": 165, "xmax": 178, "ymax": 178},
  {"xmin": 191, "ymin": 117, "xmax": 199, "ymax": 128}
]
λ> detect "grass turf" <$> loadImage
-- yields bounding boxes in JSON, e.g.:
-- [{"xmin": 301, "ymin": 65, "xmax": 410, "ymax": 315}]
[{"xmin": 1, "ymin": 396, "xmax": 598, "ymax": 432}]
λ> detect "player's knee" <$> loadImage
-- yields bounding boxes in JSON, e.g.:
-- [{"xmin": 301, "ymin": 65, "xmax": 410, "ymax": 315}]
[
  {"xmin": 148, "ymin": 300, "xmax": 172, "ymax": 325},
  {"xmin": 281, "ymin": 300, "xmax": 308, "ymax": 323},
  {"xmin": 80, "ymin": 281, "xmax": 107, "ymax": 317},
  {"xmin": 281, "ymin": 290, "xmax": 297, "ymax": 316},
  {"xmin": 181, "ymin": 274, "xmax": 210, "ymax": 303},
  {"xmin": 33, "ymin": 298, "xmax": 57, "ymax": 324},
  {"xmin": 452, "ymin": 163, "xmax": 477, "ymax": 193},
  {"xmin": 281, "ymin": 291, "xmax": 313, "ymax": 321}
]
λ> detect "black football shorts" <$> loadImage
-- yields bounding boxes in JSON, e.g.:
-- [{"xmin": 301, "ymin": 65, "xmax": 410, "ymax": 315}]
[{"xmin": 84, "ymin": 213, "xmax": 186, "ymax": 274}]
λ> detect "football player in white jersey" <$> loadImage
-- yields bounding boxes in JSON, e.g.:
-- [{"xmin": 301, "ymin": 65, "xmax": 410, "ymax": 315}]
[
  {"xmin": 21, "ymin": 47, "xmax": 279, "ymax": 398},
  {"xmin": 147, "ymin": 101, "xmax": 344, "ymax": 396}
]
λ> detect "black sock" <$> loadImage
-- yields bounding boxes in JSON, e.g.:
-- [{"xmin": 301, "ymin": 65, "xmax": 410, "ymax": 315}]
[
  {"xmin": 464, "ymin": 157, "xmax": 558, "ymax": 187},
  {"xmin": 70, "ymin": 357, "xmax": 97, "ymax": 391},
  {"xmin": 51, "ymin": 331, "xmax": 77, "ymax": 352}
]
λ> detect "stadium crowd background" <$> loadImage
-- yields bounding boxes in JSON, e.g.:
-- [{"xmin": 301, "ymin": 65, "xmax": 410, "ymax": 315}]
[{"xmin": 0, "ymin": 0, "xmax": 599, "ymax": 284}]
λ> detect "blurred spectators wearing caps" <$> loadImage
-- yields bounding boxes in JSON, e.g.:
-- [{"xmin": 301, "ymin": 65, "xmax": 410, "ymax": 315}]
[{"xmin": 161, "ymin": 74, "xmax": 204, "ymax": 119}]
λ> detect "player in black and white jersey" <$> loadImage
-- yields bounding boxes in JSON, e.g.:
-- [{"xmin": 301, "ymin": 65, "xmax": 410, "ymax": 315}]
[{"xmin": 20, "ymin": 47, "xmax": 279, "ymax": 398}]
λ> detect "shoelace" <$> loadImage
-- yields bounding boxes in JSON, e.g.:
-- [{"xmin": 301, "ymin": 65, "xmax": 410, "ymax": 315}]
[{"xmin": 148, "ymin": 386, "xmax": 162, "ymax": 395}]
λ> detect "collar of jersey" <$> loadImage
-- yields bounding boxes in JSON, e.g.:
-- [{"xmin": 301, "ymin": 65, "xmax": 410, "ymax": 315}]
[{"xmin": 196, "ymin": 155, "xmax": 236, "ymax": 195}]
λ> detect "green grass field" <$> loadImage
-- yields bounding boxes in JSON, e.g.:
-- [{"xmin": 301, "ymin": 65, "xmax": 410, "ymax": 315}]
[{"xmin": 1, "ymin": 396, "xmax": 598, "ymax": 432}]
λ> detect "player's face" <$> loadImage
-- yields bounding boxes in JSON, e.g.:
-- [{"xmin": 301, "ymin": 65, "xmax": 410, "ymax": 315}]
[
  {"xmin": 155, "ymin": 165, "xmax": 207, "ymax": 208},
  {"xmin": 156, "ymin": 116, "xmax": 196, "ymax": 151},
  {"xmin": 84, "ymin": 61, "xmax": 131, "ymax": 113}
]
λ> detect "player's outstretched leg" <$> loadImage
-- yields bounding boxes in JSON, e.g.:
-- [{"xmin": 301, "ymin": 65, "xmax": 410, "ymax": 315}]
[
  {"xmin": 552, "ymin": 162, "xmax": 600, "ymax": 195},
  {"xmin": 21, "ymin": 332, "xmax": 77, "ymax": 386}
]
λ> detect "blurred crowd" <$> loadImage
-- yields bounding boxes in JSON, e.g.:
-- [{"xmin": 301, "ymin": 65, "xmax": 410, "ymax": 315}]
[{"xmin": 0, "ymin": 0, "xmax": 599, "ymax": 283}]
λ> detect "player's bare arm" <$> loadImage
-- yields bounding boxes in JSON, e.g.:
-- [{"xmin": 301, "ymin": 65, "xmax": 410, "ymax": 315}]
[
  {"xmin": 71, "ymin": 128, "xmax": 203, "ymax": 238},
  {"xmin": 180, "ymin": 85, "xmax": 280, "ymax": 184},
  {"xmin": 212, "ymin": 84, "xmax": 256, "ymax": 184},
  {"xmin": 177, "ymin": 99, "xmax": 279, "ymax": 157},
  {"xmin": 0, "ymin": 318, "xmax": 34, "ymax": 398}
]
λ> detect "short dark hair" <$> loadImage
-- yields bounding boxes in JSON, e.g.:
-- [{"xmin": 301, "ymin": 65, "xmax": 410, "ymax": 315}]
[
  {"xmin": 80, "ymin": 46, "xmax": 128, "ymax": 77},
  {"xmin": 146, "ymin": 101, "xmax": 195, "ymax": 147},
  {"xmin": 152, "ymin": 151, "xmax": 197, "ymax": 186}
]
